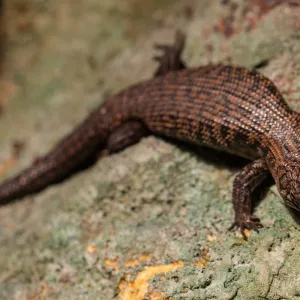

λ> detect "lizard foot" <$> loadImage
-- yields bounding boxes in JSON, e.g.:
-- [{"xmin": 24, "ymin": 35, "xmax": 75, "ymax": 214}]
[
  {"xmin": 228, "ymin": 214, "xmax": 263, "ymax": 240},
  {"xmin": 153, "ymin": 30, "xmax": 186, "ymax": 76}
]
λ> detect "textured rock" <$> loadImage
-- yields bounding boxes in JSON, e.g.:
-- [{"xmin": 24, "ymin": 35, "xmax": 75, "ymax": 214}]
[{"xmin": 0, "ymin": 0, "xmax": 300, "ymax": 299}]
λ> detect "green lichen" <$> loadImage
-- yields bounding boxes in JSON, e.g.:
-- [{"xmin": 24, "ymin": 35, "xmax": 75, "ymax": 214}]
[{"xmin": 1, "ymin": 0, "xmax": 300, "ymax": 299}]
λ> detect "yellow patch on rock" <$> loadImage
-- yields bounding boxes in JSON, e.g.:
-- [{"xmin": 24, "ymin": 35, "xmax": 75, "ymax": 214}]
[
  {"xmin": 118, "ymin": 261, "xmax": 184, "ymax": 300},
  {"xmin": 86, "ymin": 245, "xmax": 97, "ymax": 254},
  {"xmin": 105, "ymin": 257, "xmax": 120, "ymax": 273}
]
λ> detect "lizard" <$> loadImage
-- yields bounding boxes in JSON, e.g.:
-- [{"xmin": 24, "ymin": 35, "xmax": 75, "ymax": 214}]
[{"xmin": 0, "ymin": 31, "xmax": 300, "ymax": 239}]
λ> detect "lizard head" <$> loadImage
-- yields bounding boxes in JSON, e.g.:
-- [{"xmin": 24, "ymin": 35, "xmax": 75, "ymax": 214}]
[
  {"xmin": 275, "ymin": 164, "xmax": 300, "ymax": 211},
  {"xmin": 265, "ymin": 131, "xmax": 300, "ymax": 211}
]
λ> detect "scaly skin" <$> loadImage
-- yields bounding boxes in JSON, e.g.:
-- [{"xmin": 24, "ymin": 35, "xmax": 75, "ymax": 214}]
[{"xmin": 1, "ymin": 31, "xmax": 299, "ymax": 239}]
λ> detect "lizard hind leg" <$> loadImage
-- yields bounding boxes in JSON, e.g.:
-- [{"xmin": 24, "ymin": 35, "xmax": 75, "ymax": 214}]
[
  {"xmin": 101, "ymin": 121, "xmax": 149, "ymax": 156},
  {"xmin": 153, "ymin": 30, "xmax": 187, "ymax": 76}
]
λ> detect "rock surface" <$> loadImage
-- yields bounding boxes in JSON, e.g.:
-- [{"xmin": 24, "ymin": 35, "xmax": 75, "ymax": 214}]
[{"xmin": 0, "ymin": 0, "xmax": 300, "ymax": 299}]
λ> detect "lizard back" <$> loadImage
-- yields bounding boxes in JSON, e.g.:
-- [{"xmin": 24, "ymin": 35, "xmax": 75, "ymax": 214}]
[{"xmin": 104, "ymin": 64, "xmax": 295, "ymax": 159}]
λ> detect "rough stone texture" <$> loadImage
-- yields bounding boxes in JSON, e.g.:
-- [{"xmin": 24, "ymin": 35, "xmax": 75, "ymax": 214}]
[{"xmin": 0, "ymin": 0, "xmax": 300, "ymax": 299}]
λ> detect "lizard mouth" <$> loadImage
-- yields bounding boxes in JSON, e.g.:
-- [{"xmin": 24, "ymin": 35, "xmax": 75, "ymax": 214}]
[{"xmin": 283, "ymin": 190, "xmax": 300, "ymax": 211}]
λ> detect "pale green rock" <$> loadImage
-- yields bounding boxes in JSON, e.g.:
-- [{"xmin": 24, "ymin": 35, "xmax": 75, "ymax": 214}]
[{"xmin": 1, "ymin": 1, "xmax": 300, "ymax": 299}]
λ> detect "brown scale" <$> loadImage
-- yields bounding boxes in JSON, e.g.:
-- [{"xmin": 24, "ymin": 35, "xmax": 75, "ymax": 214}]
[{"xmin": 0, "ymin": 30, "xmax": 300, "ymax": 239}]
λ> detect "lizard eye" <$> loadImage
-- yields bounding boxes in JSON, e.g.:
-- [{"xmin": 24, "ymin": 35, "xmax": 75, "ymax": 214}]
[{"xmin": 279, "ymin": 174, "xmax": 288, "ymax": 189}]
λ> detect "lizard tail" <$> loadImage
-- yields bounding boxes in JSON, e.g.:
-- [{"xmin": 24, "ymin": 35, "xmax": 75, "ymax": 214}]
[{"xmin": 0, "ymin": 109, "xmax": 113, "ymax": 205}]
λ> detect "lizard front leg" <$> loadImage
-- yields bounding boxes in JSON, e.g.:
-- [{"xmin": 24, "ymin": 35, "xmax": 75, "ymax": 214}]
[{"xmin": 229, "ymin": 159, "xmax": 269, "ymax": 239}]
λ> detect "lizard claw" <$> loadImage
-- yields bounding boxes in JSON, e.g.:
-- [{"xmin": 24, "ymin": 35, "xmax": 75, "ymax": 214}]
[
  {"xmin": 153, "ymin": 30, "xmax": 185, "ymax": 59},
  {"xmin": 228, "ymin": 214, "xmax": 263, "ymax": 240},
  {"xmin": 153, "ymin": 30, "xmax": 186, "ymax": 76},
  {"xmin": 154, "ymin": 44, "xmax": 173, "ymax": 52}
]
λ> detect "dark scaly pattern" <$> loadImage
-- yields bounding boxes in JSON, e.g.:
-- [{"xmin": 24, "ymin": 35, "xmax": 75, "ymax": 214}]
[
  {"xmin": 1, "ymin": 31, "xmax": 300, "ymax": 238},
  {"xmin": 104, "ymin": 64, "xmax": 296, "ymax": 167}
]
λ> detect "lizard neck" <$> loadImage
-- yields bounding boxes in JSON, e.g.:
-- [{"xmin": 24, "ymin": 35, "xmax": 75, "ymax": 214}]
[{"xmin": 263, "ymin": 119, "xmax": 300, "ymax": 211}]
